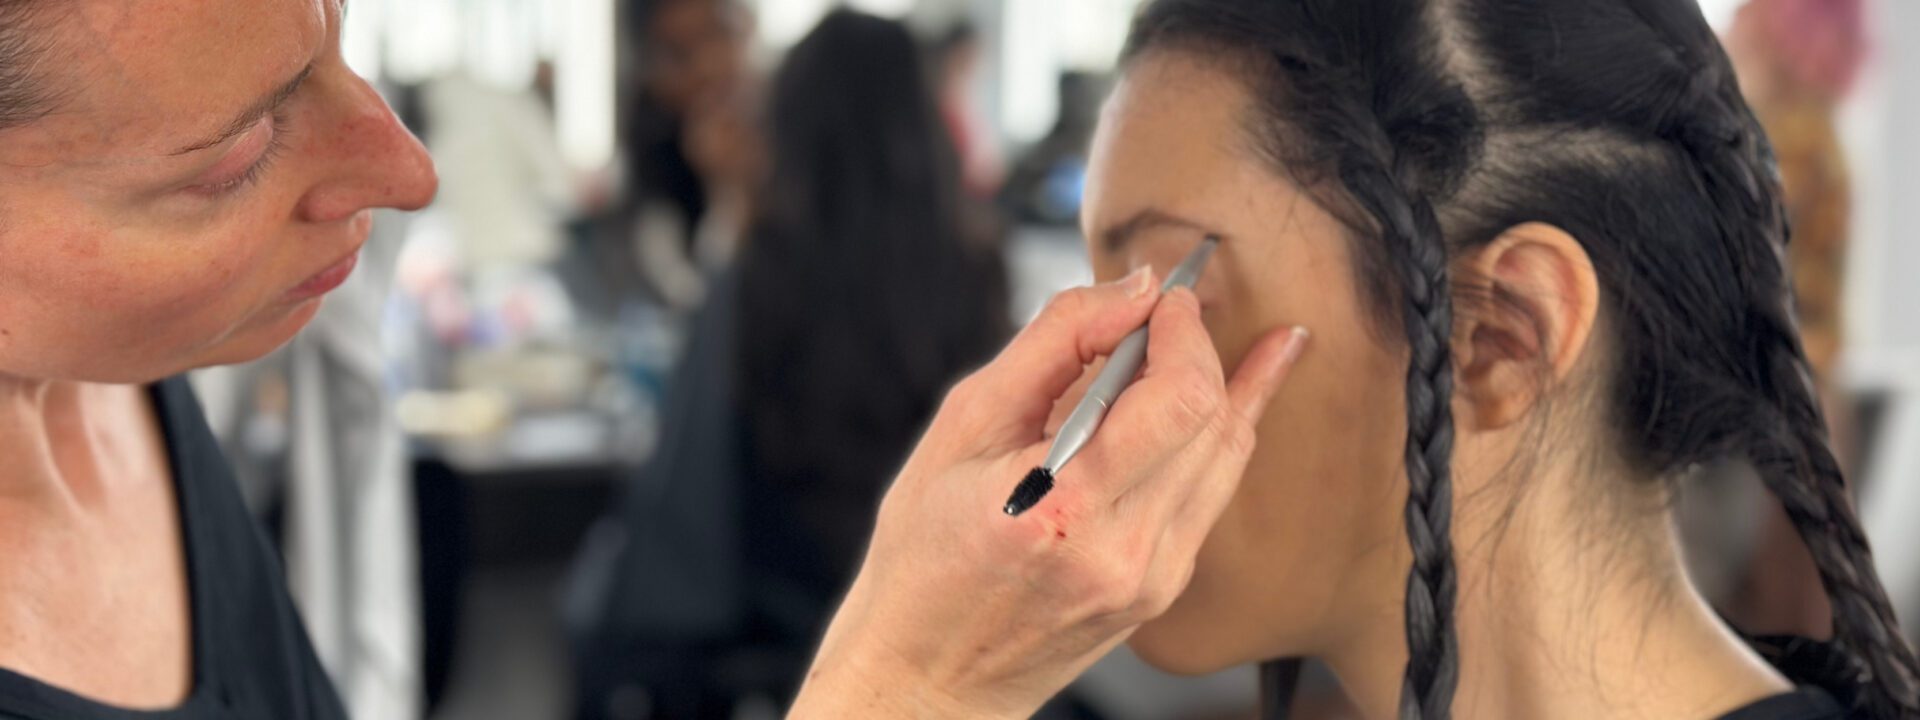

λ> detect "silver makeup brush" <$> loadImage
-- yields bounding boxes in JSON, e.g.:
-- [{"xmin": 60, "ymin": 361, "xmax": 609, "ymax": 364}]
[{"xmin": 1004, "ymin": 236, "xmax": 1219, "ymax": 516}]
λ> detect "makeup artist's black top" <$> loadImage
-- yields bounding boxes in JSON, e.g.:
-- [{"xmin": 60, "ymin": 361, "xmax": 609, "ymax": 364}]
[
  {"xmin": 0, "ymin": 378, "xmax": 347, "ymax": 720},
  {"xmin": 1718, "ymin": 687, "xmax": 1848, "ymax": 720}
]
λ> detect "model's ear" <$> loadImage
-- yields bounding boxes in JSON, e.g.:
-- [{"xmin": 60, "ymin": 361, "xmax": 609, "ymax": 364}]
[{"xmin": 1452, "ymin": 223, "xmax": 1600, "ymax": 431}]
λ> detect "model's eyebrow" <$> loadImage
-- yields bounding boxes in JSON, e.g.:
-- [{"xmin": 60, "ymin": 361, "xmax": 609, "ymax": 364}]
[
  {"xmin": 167, "ymin": 63, "xmax": 314, "ymax": 157},
  {"xmin": 1100, "ymin": 208, "xmax": 1230, "ymax": 253}
]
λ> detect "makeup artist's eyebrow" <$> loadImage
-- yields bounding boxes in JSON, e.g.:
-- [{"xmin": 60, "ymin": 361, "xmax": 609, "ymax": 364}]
[
  {"xmin": 1101, "ymin": 208, "xmax": 1229, "ymax": 253},
  {"xmin": 167, "ymin": 63, "xmax": 314, "ymax": 157}
]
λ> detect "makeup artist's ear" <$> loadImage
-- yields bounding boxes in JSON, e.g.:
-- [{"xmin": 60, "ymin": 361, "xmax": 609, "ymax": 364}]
[{"xmin": 1451, "ymin": 222, "xmax": 1600, "ymax": 430}]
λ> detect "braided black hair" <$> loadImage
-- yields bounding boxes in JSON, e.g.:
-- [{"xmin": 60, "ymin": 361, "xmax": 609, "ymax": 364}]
[{"xmin": 1123, "ymin": 0, "xmax": 1919, "ymax": 717}]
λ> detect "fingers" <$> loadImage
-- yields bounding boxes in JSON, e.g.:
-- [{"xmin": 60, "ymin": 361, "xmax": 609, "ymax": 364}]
[
  {"xmin": 961, "ymin": 269, "xmax": 1159, "ymax": 443},
  {"xmin": 1141, "ymin": 289, "xmax": 1225, "ymax": 389},
  {"xmin": 1057, "ymin": 289, "xmax": 1223, "ymax": 497},
  {"xmin": 1227, "ymin": 326, "xmax": 1311, "ymax": 427},
  {"xmin": 1162, "ymin": 442, "xmax": 1258, "ymax": 558},
  {"xmin": 1162, "ymin": 328, "xmax": 1309, "ymax": 558},
  {"xmin": 1045, "ymin": 356, "xmax": 1105, "ymax": 438},
  {"xmin": 1111, "ymin": 328, "xmax": 1311, "ymax": 620},
  {"xmin": 1110, "ymin": 324, "xmax": 1310, "ymax": 548}
]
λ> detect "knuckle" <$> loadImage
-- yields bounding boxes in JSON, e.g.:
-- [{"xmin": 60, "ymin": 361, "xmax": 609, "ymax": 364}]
[
  {"xmin": 943, "ymin": 373, "xmax": 982, "ymax": 408},
  {"xmin": 1220, "ymin": 417, "xmax": 1258, "ymax": 457},
  {"xmin": 927, "ymin": 376, "xmax": 984, "ymax": 438},
  {"xmin": 1134, "ymin": 582, "xmax": 1178, "ymax": 619},
  {"xmin": 1164, "ymin": 375, "xmax": 1225, "ymax": 436},
  {"xmin": 1135, "ymin": 563, "xmax": 1195, "ymax": 619},
  {"xmin": 1075, "ymin": 551, "xmax": 1147, "ymax": 620},
  {"xmin": 1041, "ymin": 286, "xmax": 1092, "ymax": 324}
]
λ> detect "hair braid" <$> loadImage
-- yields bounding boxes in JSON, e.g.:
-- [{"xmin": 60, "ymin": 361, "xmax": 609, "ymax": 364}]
[
  {"xmin": 1120, "ymin": 1, "xmax": 1920, "ymax": 717},
  {"xmin": 1239, "ymin": 4, "xmax": 1472, "ymax": 711},
  {"xmin": 1339, "ymin": 157, "xmax": 1461, "ymax": 719},
  {"xmin": 1660, "ymin": 54, "xmax": 1920, "ymax": 713},
  {"xmin": 1749, "ymin": 294, "xmax": 1920, "ymax": 715}
]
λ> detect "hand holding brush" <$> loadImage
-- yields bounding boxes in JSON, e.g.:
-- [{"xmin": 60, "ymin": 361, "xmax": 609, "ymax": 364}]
[{"xmin": 791, "ymin": 251, "xmax": 1309, "ymax": 719}]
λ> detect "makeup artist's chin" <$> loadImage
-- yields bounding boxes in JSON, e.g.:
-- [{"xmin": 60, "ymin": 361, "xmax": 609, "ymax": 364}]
[
  {"xmin": 195, "ymin": 301, "xmax": 325, "ymax": 369},
  {"xmin": 194, "ymin": 256, "xmax": 357, "ymax": 368}
]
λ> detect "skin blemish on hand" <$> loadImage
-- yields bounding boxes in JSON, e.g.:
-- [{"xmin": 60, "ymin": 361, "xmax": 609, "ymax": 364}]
[{"xmin": 1048, "ymin": 506, "xmax": 1072, "ymax": 541}]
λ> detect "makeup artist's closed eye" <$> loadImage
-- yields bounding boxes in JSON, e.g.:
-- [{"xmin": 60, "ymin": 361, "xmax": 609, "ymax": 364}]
[
  {"xmin": 184, "ymin": 113, "xmax": 290, "ymax": 196},
  {"xmin": 175, "ymin": 64, "xmax": 313, "ymax": 198}
]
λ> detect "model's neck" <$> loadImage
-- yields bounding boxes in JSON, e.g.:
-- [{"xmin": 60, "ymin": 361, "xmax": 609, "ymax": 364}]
[{"xmin": 1321, "ymin": 465, "xmax": 1792, "ymax": 720}]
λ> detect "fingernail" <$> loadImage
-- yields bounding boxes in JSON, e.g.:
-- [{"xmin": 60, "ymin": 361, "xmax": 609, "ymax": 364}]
[
  {"xmin": 1122, "ymin": 266, "xmax": 1154, "ymax": 298},
  {"xmin": 1280, "ymin": 326, "xmax": 1311, "ymax": 365}
]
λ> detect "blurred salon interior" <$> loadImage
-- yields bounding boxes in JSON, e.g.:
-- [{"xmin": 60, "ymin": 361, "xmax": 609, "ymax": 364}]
[{"xmin": 178, "ymin": 0, "xmax": 1920, "ymax": 718}]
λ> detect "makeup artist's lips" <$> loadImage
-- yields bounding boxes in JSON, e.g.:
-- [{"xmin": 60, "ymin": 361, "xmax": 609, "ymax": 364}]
[{"xmin": 287, "ymin": 251, "xmax": 360, "ymax": 301}]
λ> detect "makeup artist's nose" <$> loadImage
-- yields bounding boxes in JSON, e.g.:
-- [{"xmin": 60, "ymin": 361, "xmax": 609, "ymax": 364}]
[{"xmin": 298, "ymin": 70, "xmax": 440, "ymax": 224}]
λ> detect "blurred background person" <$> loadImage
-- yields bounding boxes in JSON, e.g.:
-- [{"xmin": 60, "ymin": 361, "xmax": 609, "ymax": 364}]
[
  {"xmin": 999, "ymin": 71, "xmax": 1108, "ymax": 228},
  {"xmin": 932, "ymin": 20, "xmax": 1005, "ymax": 201},
  {"xmin": 565, "ymin": 9, "xmax": 1009, "ymax": 719},
  {"xmin": 736, "ymin": 8, "xmax": 1009, "ymax": 621},
  {"xmin": 622, "ymin": 0, "xmax": 763, "ymax": 311}
]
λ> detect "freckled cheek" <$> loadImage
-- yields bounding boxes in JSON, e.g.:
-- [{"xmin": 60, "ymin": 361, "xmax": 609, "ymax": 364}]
[{"xmin": 68, "ymin": 225, "xmax": 281, "ymax": 324}]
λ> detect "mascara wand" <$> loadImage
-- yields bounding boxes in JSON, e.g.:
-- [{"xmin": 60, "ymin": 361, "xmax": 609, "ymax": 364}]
[{"xmin": 1004, "ymin": 236, "xmax": 1219, "ymax": 516}]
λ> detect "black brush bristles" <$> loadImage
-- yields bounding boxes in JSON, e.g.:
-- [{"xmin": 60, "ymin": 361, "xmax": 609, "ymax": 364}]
[{"xmin": 1003, "ymin": 467, "xmax": 1055, "ymax": 516}]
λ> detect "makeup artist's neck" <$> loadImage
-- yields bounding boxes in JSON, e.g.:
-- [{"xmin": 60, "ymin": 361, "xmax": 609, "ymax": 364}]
[
  {"xmin": 1322, "ymin": 464, "xmax": 1791, "ymax": 720},
  {"xmin": 0, "ymin": 374, "xmax": 159, "ymax": 511}
]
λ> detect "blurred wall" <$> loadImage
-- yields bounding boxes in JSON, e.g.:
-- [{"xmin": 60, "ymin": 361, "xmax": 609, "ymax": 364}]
[
  {"xmin": 1837, "ymin": 0, "xmax": 1920, "ymax": 642},
  {"xmin": 1844, "ymin": 0, "xmax": 1920, "ymax": 363}
]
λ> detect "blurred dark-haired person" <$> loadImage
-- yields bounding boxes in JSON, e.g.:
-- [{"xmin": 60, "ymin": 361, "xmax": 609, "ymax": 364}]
[
  {"xmin": 624, "ymin": 0, "xmax": 762, "ymax": 310},
  {"xmin": 932, "ymin": 20, "xmax": 1004, "ymax": 201},
  {"xmin": 568, "ymin": 9, "xmax": 1008, "ymax": 718}
]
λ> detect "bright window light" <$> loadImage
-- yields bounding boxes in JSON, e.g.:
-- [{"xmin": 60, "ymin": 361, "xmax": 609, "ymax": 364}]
[
  {"xmin": 1697, "ymin": 0, "xmax": 1743, "ymax": 31},
  {"xmin": 341, "ymin": 0, "xmax": 387, "ymax": 80},
  {"xmin": 557, "ymin": 0, "xmax": 617, "ymax": 169},
  {"xmin": 847, "ymin": 0, "xmax": 916, "ymax": 16},
  {"xmin": 758, "ymin": 0, "xmax": 832, "ymax": 48}
]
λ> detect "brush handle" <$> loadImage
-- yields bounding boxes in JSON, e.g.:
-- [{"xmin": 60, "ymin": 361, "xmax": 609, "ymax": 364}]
[
  {"xmin": 1043, "ymin": 326, "xmax": 1147, "ymax": 472},
  {"xmin": 1041, "ymin": 237, "xmax": 1216, "ymax": 474}
]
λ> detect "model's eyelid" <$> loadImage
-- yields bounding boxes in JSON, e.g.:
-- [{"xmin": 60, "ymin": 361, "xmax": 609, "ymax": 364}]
[{"xmin": 1100, "ymin": 209, "xmax": 1231, "ymax": 255}]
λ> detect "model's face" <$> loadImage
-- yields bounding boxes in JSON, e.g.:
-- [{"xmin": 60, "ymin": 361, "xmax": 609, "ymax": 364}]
[
  {"xmin": 0, "ymin": 0, "xmax": 438, "ymax": 384},
  {"xmin": 1083, "ymin": 51, "xmax": 1411, "ymax": 672}
]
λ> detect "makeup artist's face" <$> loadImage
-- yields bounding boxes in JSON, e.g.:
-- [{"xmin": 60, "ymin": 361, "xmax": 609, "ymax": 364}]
[
  {"xmin": 0, "ymin": 0, "xmax": 437, "ymax": 384},
  {"xmin": 1083, "ymin": 51, "xmax": 1411, "ymax": 672}
]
